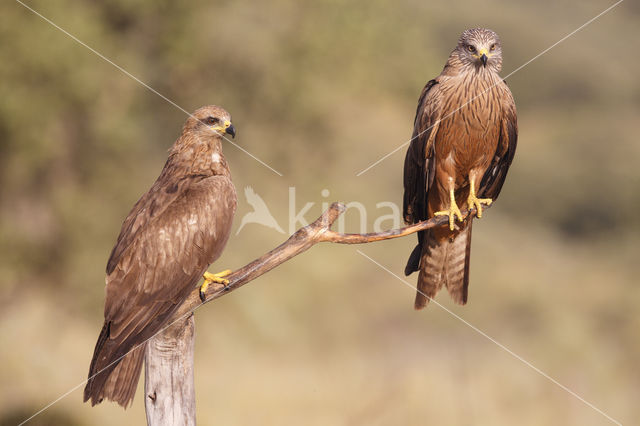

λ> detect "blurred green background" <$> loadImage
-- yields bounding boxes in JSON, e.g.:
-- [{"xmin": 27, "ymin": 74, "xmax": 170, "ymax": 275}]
[{"xmin": 1, "ymin": 0, "xmax": 638, "ymax": 425}]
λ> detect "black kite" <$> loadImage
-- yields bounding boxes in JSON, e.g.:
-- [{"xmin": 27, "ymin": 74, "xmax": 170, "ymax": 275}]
[
  {"xmin": 84, "ymin": 105, "xmax": 237, "ymax": 407},
  {"xmin": 403, "ymin": 28, "xmax": 518, "ymax": 308}
]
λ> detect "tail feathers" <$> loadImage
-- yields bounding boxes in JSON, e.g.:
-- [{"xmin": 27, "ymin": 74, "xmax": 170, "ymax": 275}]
[
  {"xmin": 414, "ymin": 222, "xmax": 472, "ymax": 309},
  {"xmin": 444, "ymin": 220, "xmax": 472, "ymax": 305},
  {"xmin": 414, "ymin": 231, "xmax": 447, "ymax": 309},
  {"xmin": 101, "ymin": 345, "xmax": 145, "ymax": 408},
  {"xmin": 84, "ymin": 322, "xmax": 145, "ymax": 408}
]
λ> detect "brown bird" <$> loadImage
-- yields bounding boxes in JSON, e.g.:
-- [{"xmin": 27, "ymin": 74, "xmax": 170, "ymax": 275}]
[
  {"xmin": 84, "ymin": 105, "xmax": 237, "ymax": 407},
  {"xmin": 403, "ymin": 28, "xmax": 517, "ymax": 308}
]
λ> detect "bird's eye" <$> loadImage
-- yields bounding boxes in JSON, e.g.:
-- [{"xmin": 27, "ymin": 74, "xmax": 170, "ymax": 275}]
[
  {"xmin": 205, "ymin": 116, "xmax": 219, "ymax": 125},
  {"xmin": 490, "ymin": 44, "xmax": 496, "ymax": 51},
  {"xmin": 467, "ymin": 45, "xmax": 476, "ymax": 53}
]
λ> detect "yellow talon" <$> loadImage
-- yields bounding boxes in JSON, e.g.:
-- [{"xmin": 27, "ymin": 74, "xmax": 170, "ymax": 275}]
[
  {"xmin": 434, "ymin": 186, "xmax": 463, "ymax": 231},
  {"xmin": 467, "ymin": 180, "xmax": 492, "ymax": 218},
  {"xmin": 200, "ymin": 269, "xmax": 232, "ymax": 301}
]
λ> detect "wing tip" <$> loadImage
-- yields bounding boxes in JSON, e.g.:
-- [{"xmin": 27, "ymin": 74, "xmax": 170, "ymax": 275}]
[{"xmin": 404, "ymin": 243, "xmax": 422, "ymax": 276}]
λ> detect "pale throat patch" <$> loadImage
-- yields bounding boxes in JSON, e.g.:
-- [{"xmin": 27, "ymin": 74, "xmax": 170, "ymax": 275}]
[{"xmin": 211, "ymin": 153, "xmax": 221, "ymax": 163}]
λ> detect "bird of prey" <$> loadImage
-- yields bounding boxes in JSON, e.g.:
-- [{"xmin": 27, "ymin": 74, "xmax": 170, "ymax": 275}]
[
  {"xmin": 403, "ymin": 28, "xmax": 517, "ymax": 308},
  {"xmin": 236, "ymin": 186, "xmax": 285, "ymax": 235},
  {"xmin": 84, "ymin": 105, "xmax": 237, "ymax": 407}
]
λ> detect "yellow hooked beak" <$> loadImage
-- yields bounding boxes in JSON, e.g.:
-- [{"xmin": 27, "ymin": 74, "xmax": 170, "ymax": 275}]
[
  {"xmin": 212, "ymin": 120, "xmax": 236, "ymax": 138},
  {"xmin": 478, "ymin": 48, "xmax": 489, "ymax": 66}
]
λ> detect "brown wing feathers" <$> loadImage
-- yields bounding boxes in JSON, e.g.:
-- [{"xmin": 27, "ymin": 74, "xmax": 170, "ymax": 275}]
[
  {"xmin": 403, "ymin": 79, "xmax": 439, "ymax": 225},
  {"xmin": 85, "ymin": 176, "xmax": 235, "ymax": 407},
  {"xmin": 403, "ymin": 79, "xmax": 439, "ymax": 276},
  {"xmin": 479, "ymin": 91, "xmax": 518, "ymax": 200}
]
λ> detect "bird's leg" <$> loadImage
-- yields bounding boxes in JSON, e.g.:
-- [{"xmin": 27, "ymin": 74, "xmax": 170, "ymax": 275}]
[
  {"xmin": 434, "ymin": 182, "xmax": 463, "ymax": 231},
  {"xmin": 466, "ymin": 177, "xmax": 492, "ymax": 218},
  {"xmin": 200, "ymin": 269, "xmax": 232, "ymax": 301}
]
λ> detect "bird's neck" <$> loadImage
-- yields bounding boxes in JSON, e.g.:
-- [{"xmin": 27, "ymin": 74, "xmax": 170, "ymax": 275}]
[{"xmin": 165, "ymin": 135, "xmax": 231, "ymax": 178}]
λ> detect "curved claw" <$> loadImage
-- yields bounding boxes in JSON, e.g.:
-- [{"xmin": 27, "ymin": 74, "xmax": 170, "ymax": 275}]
[
  {"xmin": 467, "ymin": 195, "xmax": 492, "ymax": 218},
  {"xmin": 200, "ymin": 269, "xmax": 232, "ymax": 301}
]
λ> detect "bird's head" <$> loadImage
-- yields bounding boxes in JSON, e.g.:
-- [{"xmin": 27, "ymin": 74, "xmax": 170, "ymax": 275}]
[
  {"xmin": 185, "ymin": 105, "xmax": 236, "ymax": 140},
  {"xmin": 455, "ymin": 28, "xmax": 503, "ymax": 72}
]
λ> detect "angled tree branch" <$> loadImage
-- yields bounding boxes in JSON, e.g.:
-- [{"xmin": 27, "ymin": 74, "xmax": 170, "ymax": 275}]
[{"xmin": 172, "ymin": 201, "xmax": 488, "ymax": 319}]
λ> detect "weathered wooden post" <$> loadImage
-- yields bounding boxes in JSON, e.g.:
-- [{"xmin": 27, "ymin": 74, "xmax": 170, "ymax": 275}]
[{"xmin": 145, "ymin": 314, "xmax": 196, "ymax": 426}]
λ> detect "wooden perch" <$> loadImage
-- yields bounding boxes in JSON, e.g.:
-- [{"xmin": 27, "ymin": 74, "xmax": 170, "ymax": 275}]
[{"xmin": 146, "ymin": 201, "xmax": 487, "ymax": 425}]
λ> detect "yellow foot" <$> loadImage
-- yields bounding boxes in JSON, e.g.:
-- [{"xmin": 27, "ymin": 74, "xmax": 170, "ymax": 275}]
[
  {"xmin": 200, "ymin": 269, "xmax": 232, "ymax": 301},
  {"xmin": 467, "ymin": 194, "xmax": 493, "ymax": 218},
  {"xmin": 434, "ymin": 202, "xmax": 464, "ymax": 231}
]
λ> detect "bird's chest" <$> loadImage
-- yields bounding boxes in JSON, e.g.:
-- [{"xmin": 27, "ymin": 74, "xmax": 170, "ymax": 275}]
[{"xmin": 435, "ymin": 80, "xmax": 502, "ymax": 169}]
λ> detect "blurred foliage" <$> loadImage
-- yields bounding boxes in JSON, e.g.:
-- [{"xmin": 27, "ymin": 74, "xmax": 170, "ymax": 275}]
[{"xmin": 0, "ymin": 0, "xmax": 638, "ymax": 425}]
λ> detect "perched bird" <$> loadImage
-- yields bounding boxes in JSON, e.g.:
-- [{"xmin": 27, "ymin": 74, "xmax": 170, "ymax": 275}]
[
  {"xmin": 84, "ymin": 105, "xmax": 237, "ymax": 407},
  {"xmin": 236, "ymin": 186, "xmax": 285, "ymax": 235},
  {"xmin": 403, "ymin": 28, "xmax": 518, "ymax": 308}
]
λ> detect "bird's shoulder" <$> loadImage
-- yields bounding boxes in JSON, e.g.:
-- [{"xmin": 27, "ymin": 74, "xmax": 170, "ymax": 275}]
[
  {"xmin": 491, "ymin": 78, "xmax": 517, "ymax": 132},
  {"xmin": 499, "ymin": 79, "xmax": 517, "ymax": 113},
  {"xmin": 413, "ymin": 78, "xmax": 443, "ymax": 131}
]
